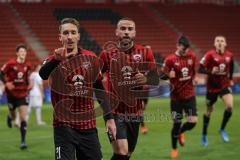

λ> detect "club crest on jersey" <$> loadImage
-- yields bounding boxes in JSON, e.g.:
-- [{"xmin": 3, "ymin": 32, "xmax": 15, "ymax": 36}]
[
  {"xmin": 82, "ymin": 61, "xmax": 91, "ymax": 70},
  {"xmin": 133, "ymin": 54, "xmax": 142, "ymax": 62},
  {"xmin": 111, "ymin": 53, "xmax": 119, "ymax": 62},
  {"xmin": 214, "ymin": 58, "xmax": 219, "ymax": 62},
  {"xmin": 175, "ymin": 62, "xmax": 180, "ymax": 66},
  {"xmin": 72, "ymin": 74, "xmax": 84, "ymax": 87},
  {"xmin": 24, "ymin": 66, "xmax": 27, "ymax": 72},
  {"xmin": 187, "ymin": 59, "xmax": 193, "ymax": 65},
  {"xmin": 225, "ymin": 57, "xmax": 231, "ymax": 63},
  {"xmin": 13, "ymin": 66, "xmax": 18, "ymax": 71},
  {"xmin": 121, "ymin": 66, "xmax": 133, "ymax": 80}
]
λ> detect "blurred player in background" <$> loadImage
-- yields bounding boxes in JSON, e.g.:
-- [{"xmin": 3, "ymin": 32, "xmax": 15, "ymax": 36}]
[
  {"xmin": 162, "ymin": 36, "xmax": 198, "ymax": 158},
  {"xmin": 139, "ymin": 45, "xmax": 151, "ymax": 135},
  {"xmin": 0, "ymin": 80, "xmax": 5, "ymax": 101},
  {"xmin": 39, "ymin": 18, "xmax": 115, "ymax": 160},
  {"xmin": 199, "ymin": 35, "xmax": 234, "ymax": 146},
  {"xmin": 0, "ymin": 44, "xmax": 31, "ymax": 149},
  {"xmin": 26, "ymin": 64, "xmax": 45, "ymax": 125},
  {"xmin": 100, "ymin": 18, "xmax": 158, "ymax": 160}
]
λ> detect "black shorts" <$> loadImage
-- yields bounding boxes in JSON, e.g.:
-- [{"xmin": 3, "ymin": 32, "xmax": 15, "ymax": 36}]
[
  {"xmin": 54, "ymin": 127, "xmax": 102, "ymax": 160},
  {"xmin": 171, "ymin": 96, "xmax": 198, "ymax": 122},
  {"xmin": 206, "ymin": 87, "xmax": 232, "ymax": 106},
  {"xmin": 7, "ymin": 96, "xmax": 28, "ymax": 111},
  {"xmin": 112, "ymin": 114, "xmax": 142, "ymax": 153}
]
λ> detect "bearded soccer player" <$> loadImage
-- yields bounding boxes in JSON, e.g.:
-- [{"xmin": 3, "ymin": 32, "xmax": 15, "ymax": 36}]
[
  {"xmin": 39, "ymin": 18, "xmax": 116, "ymax": 160},
  {"xmin": 199, "ymin": 35, "xmax": 234, "ymax": 147},
  {"xmin": 0, "ymin": 44, "xmax": 31, "ymax": 149},
  {"xmin": 100, "ymin": 18, "xmax": 158, "ymax": 160},
  {"xmin": 162, "ymin": 36, "xmax": 198, "ymax": 159}
]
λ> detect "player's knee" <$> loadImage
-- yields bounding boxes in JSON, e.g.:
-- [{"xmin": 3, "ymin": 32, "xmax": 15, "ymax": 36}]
[
  {"xmin": 114, "ymin": 148, "xmax": 128, "ymax": 155},
  {"xmin": 226, "ymin": 106, "xmax": 233, "ymax": 112},
  {"xmin": 187, "ymin": 116, "xmax": 198, "ymax": 123}
]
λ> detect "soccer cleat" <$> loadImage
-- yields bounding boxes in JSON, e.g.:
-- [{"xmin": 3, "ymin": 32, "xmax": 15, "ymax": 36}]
[
  {"xmin": 179, "ymin": 133, "xmax": 185, "ymax": 147},
  {"xmin": 7, "ymin": 115, "xmax": 12, "ymax": 128},
  {"xmin": 140, "ymin": 126, "xmax": 148, "ymax": 134},
  {"xmin": 171, "ymin": 149, "xmax": 178, "ymax": 159},
  {"xmin": 201, "ymin": 134, "xmax": 208, "ymax": 147},
  {"xmin": 20, "ymin": 142, "xmax": 28, "ymax": 150},
  {"xmin": 219, "ymin": 129, "xmax": 229, "ymax": 142}
]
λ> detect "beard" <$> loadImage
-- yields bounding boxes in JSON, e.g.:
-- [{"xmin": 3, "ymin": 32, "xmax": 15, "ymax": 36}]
[{"xmin": 119, "ymin": 37, "xmax": 134, "ymax": 51}]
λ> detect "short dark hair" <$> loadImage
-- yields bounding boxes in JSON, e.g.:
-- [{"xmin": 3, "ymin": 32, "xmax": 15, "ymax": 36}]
[
  {"xmin": 59, "ymin": 18, "xmax": 80, "ymax": 32},
  {"xmin": 16, "ymin": 44, "xmax": 27, "ymax": 52},
  {"xmin": 178, "ymin": 35, "xmax": 190, "ymax": 48},
  {"xmin": 215, "ymin": 35, "xmax": 226, "ymax": 41},
  {"xmin": 117, "ymin": 17, "xmax": 135, "ymax": 25}
]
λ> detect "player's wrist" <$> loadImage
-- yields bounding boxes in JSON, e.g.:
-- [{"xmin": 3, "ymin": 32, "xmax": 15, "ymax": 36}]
[
  {"xmin": 104, "ymin": 113, "xmax": 114, "ymax": 121},
  {"xmin": 53, "ymin": 52, "xmax": 63, "ymax": 61}
]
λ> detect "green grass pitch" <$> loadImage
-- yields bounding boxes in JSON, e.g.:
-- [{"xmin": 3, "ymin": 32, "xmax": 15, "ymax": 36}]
[{"xmin": 0, "ymin": 95, "xmax": 239, "ymax": 160}]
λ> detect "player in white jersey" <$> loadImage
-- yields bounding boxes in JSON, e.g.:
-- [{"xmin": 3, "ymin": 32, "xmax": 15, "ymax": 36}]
[{"xmin": 26, "ymin": 64, "xmax": 45, "ymax": 125}]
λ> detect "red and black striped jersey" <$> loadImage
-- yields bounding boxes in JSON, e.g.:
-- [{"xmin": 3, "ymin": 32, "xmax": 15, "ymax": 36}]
[
  {"xmin": 200, "ymin": 50, "xmax": 233, "ymax": 93},
  {"xmin": 99, "ymin": 44, "xmax": 156, "ymax": 116},
  {"xmin": 45, "ymin": 48, "xmax": 102, "ymax": 130},
  {"xmin": 1, "ymin": 59, "xmax": 31, "ymax": 97},
  {"xmin": 163, "ymin": 50, "xmax": 196, "ymax": 100}
]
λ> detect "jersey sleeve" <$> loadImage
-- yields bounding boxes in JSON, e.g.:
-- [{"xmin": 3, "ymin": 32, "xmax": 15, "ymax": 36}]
[
  {"xmin": 1, "ymin": 62, "xmax": 11, "ymax": 74},
  {"xmin": 147, "ymin": 48, "xmax": 156, "ymax": 71},
  {"xmin": 200, "ymin": 52, "xmax": 211, "ymax": 68},
  {"xmin": 192, "ymin": 52, "xmax": 197, "ymax": 77},
  {"xmin": 99, "ymin": 51, "xmax": 109, "ymax": 74},
  {"xmin": 162, "ymin": 56, "xmax": 173, "ymax": 74}
]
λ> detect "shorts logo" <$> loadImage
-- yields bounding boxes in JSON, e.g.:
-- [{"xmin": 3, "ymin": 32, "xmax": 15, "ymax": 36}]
[
  {"xmin": 228, "ymin": 87, "xmax": 232, "ymax": 93},
  {"xmin": 82, "ymin": 61, "xmax": 91, "ymax": 70},
  {"xmin": 42, "ymin": 60, "xmax": 47, "ymax": 65},
  {"xmin": 25, "ymin": 97, "xmax": 29, "ymax": 103}
]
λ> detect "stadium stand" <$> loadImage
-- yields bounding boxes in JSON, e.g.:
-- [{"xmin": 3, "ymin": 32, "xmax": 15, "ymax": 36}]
[
  {"xmin": 154, "ymin": 4, "xmax": 240, "ymax": 60},
  {"xmin": 0, "ymin": 4, "xmax": 40, "ymax": 66},
  {"xmin": 0, "ymin": 2, "xmax": 239, "ymax": 64}
]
